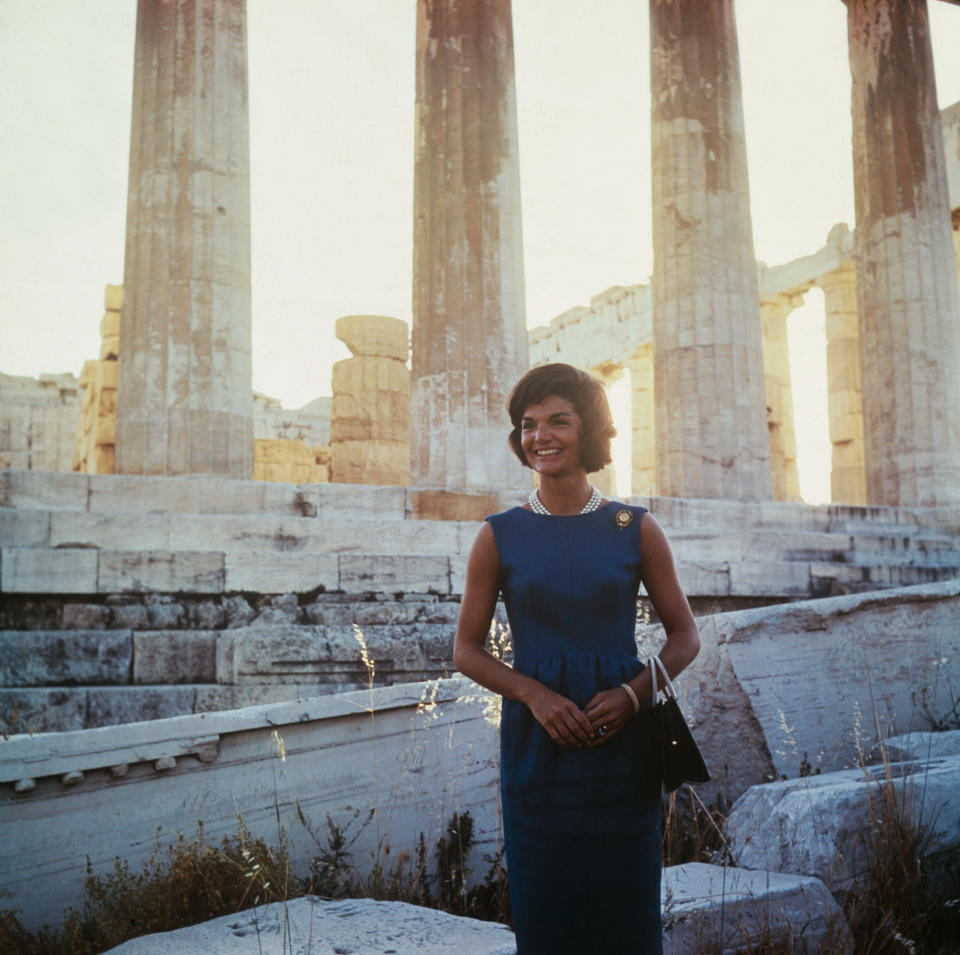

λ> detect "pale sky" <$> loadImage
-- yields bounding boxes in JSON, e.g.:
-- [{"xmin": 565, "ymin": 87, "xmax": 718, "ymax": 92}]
[{"xmin": 1, "ymin": 0, "xmax": 959, "ymax": 503}]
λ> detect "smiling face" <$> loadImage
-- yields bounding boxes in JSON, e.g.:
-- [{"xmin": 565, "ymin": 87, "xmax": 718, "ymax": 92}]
[{"xmin": 520, "ymin": 394, "xmax": 585, "ymax": 477}]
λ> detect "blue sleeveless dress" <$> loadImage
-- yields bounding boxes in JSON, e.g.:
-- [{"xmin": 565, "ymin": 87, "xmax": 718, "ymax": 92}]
[{"xmin": 487, "ymin": 501, "xmax": 662, "ymax": 954}]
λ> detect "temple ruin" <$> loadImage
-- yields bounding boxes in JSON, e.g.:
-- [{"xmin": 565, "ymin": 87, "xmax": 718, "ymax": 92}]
[{"xmin": 2, "ymin": 0, "xmax": 960, "ymax": 945}]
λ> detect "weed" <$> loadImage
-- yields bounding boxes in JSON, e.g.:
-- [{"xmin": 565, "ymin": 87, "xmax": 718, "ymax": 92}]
[{"xmin": 0, "ymin": 820, "xmax": 294, "ymax": 955}]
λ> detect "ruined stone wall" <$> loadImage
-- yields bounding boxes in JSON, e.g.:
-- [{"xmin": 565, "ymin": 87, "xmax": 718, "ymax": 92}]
[
  {"xmin": 73, "ymin": 285, "xmax": 121, "ymax": 475},
  {"xmin": 0, "ymin": 373, "xmax": 80, "ymax": 472},
  {"xmin": 330, "ymin": 315, "xmax": 410, "ymax": 486}
]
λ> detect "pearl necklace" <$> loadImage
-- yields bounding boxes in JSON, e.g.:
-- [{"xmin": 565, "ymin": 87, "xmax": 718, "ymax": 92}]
[{"xmin": 528, "ymin": 485, "xmax": 602, "ymax": 516}]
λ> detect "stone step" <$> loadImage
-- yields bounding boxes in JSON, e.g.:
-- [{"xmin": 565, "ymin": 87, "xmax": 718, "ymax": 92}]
[
  {"xmin": 0, "ymin": 622, "xmax": 463, "ymax": 688},
  {"xmin": 0, "ymin": 470, "xmax": 521, "ymax": 522},
  {"xmin": 0, "ymin": 507, "xmax": 478, "ymax": 556},
  {"xmin": 3, "ymin": 542, "xmax": 958, "ymax": 603},
  {"xmin": 0, "ymin": 546, "xmax": 468, "ymax": 595},
  {"xmin": 6, "ymin": 470, "xmax": 959, "ymax": 537},
  {"xmin": 0, "ymin": 592, "xmax": 465, "ymax": 631}
]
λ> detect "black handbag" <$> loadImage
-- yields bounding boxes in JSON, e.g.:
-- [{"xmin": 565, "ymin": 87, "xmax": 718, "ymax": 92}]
[{"xmin": 648, "ymin": 656, "xmax": 710, "ymax": 792}]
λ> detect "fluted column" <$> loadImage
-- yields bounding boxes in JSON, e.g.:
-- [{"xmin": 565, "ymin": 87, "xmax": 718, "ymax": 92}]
[
  {"xmin": 817, "ymin": 263, "xmax": 867, "ymax": 505},
  {"xmin": 116, "ymin": 0, "xmax": 253, "ymax": 477},
  {"xmin": 844, "ymin": 0, "xmax": 960, "ymax": 505},
  {"xmin": 411, "ymin": 0, "xmax": 529, "ymax": 490},
  {"xmin": 759, "ymin": 293, "xmax": 802, "ymax": 501},
  {"xmin": 650, "ymin": 0, "xmax": 772, "ymax": 500},
  {"xmin": 627, "ymin": 345, "xmax": 656, "ymax": 497}
]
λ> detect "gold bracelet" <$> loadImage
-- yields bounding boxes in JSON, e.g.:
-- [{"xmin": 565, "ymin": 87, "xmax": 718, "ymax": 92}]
[{"xmin": 619, "ymin": 681, "xmax": 640, "ymax": 714}]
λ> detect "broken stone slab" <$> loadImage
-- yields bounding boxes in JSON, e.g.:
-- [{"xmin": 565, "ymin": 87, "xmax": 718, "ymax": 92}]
[
  {"xmin": 680, "ymin": 579, "xmax": 960, "ymax": 807},
  {"xmin": 0, "ymin": 630, "xmax": 132, "ymax": 686},
  {"xmin": 883, "ymin": 730, "xmax": 960, "ymax": 760},
  {"xmin": 105, "ymin": 897, "xmax": 516, "ymax": 954},
  {"xmin": 725, "ymin": 755, "xmax": 960, "ymax": 890},
  {"xmin": 662, "ymin": 862, "xmax": 851, "ymax": 954}
]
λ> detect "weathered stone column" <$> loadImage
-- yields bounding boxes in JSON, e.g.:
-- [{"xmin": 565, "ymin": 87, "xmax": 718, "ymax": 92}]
[
  {"xmin": 759, "ymin": 293, "xmax": 802, "ymax": 501},
  {"xmin": 330, "ymin": 316, "xmax": 410, "ymax": 486},
  {"xmin": 817, "ymin": 260, "xmax": 867, "ymax": 505},
  {"xmin": 116, "ymin": 0, "xmax": 253, "ymax": 477},
  {"xmin": 845, "ymin": 0, "xmax": 960, "ymax": 505},
  {"xmin": 627, "ymin": 345, "xmax": 656, "ymax": 497},
  {"xmin": 411, "ymin": 0, "xmax": 529, "ymax": 490},
  {"xmin": 649, "ymin": 0, "xmax": 772, "ymax": 500}
]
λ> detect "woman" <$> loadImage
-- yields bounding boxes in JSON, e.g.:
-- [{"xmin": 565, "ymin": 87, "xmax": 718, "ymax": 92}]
[{"xmin": 453, "ymin": 363, "xmax": 700, "ymax": 954}]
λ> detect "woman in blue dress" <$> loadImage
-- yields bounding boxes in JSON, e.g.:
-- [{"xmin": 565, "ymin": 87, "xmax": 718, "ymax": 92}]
[{"xmin": 454, "ymin": 363, "xmax": 701, "ymax": 954}]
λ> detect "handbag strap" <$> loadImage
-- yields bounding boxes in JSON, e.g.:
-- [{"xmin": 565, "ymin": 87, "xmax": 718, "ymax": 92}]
[{"xmin": 648, "ymin": 655, "xmax": 677, "ymax": 703}]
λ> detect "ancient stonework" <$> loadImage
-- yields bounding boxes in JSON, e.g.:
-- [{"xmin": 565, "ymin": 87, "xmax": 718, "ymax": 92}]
[
  {"xmin": 115, "ymin": 0, "xmax": 253, "ymax": 478},
  {"xmin": 411, "ymin": 0, "xmax": 529, "ymax": 490},
  {"xmin": 649, "ymin": 0, "xmax": 772, "ymax": 501},
  {"xmin": 0, "ymin": 373, "xmax": 79, "ymax": 473},
  {"xmin": 330, "ymin": 315, "xmax": 410, "ymax": 486},
  {"xmin": 759, "ymin": 293, "xmax": 802, "ymax": 501},
  {"xmin": 816, "ymin": 233, "xmax": 866, "ymax": 506},
  {"xmin": 845, "ymin": 0, "xmax": 960, "ymax": 505},
  {"xmin": 73, "ymin": 285, "xmax": 121, "ymax": 475}
]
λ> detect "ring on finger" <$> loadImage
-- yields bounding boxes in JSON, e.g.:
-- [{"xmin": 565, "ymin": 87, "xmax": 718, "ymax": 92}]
[{"xmin": 598, "ymin": 724, "xmax": 608, "ymax": 737}]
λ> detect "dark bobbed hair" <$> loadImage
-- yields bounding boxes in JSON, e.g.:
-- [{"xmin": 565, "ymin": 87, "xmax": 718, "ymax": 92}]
[{"xmin": 507, "ymin": 363, "xmax": 616, "ymax": 474}]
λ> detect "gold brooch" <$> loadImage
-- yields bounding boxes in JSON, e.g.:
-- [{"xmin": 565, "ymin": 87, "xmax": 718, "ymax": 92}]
[{"xmin": 614, "ymin": 509, "xmax": 634, "ymax": 529}]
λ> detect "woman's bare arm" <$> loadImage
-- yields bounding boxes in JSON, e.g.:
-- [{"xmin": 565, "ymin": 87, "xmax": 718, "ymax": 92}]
[
  {"xmin": 584, "ymin": 512, "xmax": 700, "ymax": 739},
  {"xmin": 453, "ymin": 523, "xmax": 596, "ymax": 748}
]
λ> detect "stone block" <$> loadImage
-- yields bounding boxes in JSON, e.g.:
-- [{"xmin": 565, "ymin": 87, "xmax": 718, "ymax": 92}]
[
  {"xmin": 49, "ymin": 511, "xmax": 169, "ymax": 550},
  {"xmin": 884, "ymin": 730, "xmax": 960, "ymax": 760},
  {"xmin": 662, "ymin": 863, "xmax": 851, "ymax": 954},
  {"xmin": 97, "ymin": 551, "xmax": 224, "ymax": 594},
  {"xmin": 133, "ymin": 631, "xmax": 217, "ymax": 684},
  {"xmin": 0, "ymin": 630, "xmax": 132, "ymax": 686},
  {"xmin": 62, "ymin": 602, "xmax": 111, "ymax": 629},
  {"xmin": 335, "ymin": 314, "xmax": 409, "ymax": 361},
  {"xmin": 294, "ymin": 483, "xmax": 407, "ymax": 520},
  {"xmin": 99, "ymin": 336, "xmax": 120, "ymax": 361},
  {"xmin": 104, "ymin": 284, "xmax": 123, "ymax": 312},
  {"xmin": 408, "ymin": 489, "xmax": 502, "ymax": 522},
  {"xmin": 0, "ymin": 687, "xmax": 88, "ymax": 734},
  {"xmin": 728, "ymin": 560, "xmax": 811, "ymax": 596},
  {"xmin": 1, "ymin": 547, "xmax": 98, "ymax": 593},
  {"xmin": 330, "ymin": 440, "xmax": 409, "ymax": 485},
  {"xmin": 105, "ymin": 897, "xmax": 515, "ymax": 955},
  {"xmin": 0, "ymin": 470, "xmax": 88, "ymax": 510},
  {"xmin": 339, "ymin": 555, "xmax": 450, "ymax": 593},
  {"xmin": 672, "ymin": 560, "xmax": 730, "ymax": 596},
  {"xmin": 85, "ymin": 686, "xmax": 199, "ymax": 728},
  {"xmin": 100, "ymin": 309, "xmax": 120, "ymax": 339},
  {"xmin": 87, "ymin": 474, "xmax": 200, "ymax": 514},
  {"xmin": 683, "ymin": 580, "xmax": 960, "ymax": 807},
  {"xmin": 727, "ymin": 757, "xmax": 960, "ymax": 890},
  {"xmin": 224, "ymin": 551, "xmax": 338, "ymax": 593},
  {"xmin": 98, "ymin": 360, "xmax": 118, "ymax": 390},
  {"xmin": 331, "ymin": 354, "xmax": 410, "ymax": 395},
  {"xmin": 193, "ymin": 683, "xmax": 305, "ymax": 712},
  {"xmin": 0, "ymin": 509, "xmax": 51, "ymax": 547}
]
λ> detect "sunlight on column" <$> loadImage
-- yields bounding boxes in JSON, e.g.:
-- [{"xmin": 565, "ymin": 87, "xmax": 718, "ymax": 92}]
[
  {"xmin": 606, "ymin": 372, "xmax": 633, "ymax": 499},
  {"xmin": 787, "ymin": 291, "xmax": 831, "ymax": 504}
]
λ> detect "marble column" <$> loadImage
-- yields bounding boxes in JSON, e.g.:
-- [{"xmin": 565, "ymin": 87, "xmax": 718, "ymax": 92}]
[
  {"xmin": 759, "ymin": 293, "xmax": 802, "ymax": 501},
  {"xmin": 845, "ymin": 0, "xmax": 960, "ymax": 505},
  {"xmin": 627, "ymin": 345, "xmax": 656, "ymax": 497},
  {"xmin": 649, "ymin": 0, "xmax": 772, "ymax": 501},
  {"xmin": 411, "ymin": 0, "xmax": 529, "ymax": 490},
  {"xmin": 116, "ymin": 0, "xmax": 253, "ymax": 477},
  {"xmin": 817, "ymin": 263, "xmax": 867, "ymax": 506}
]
